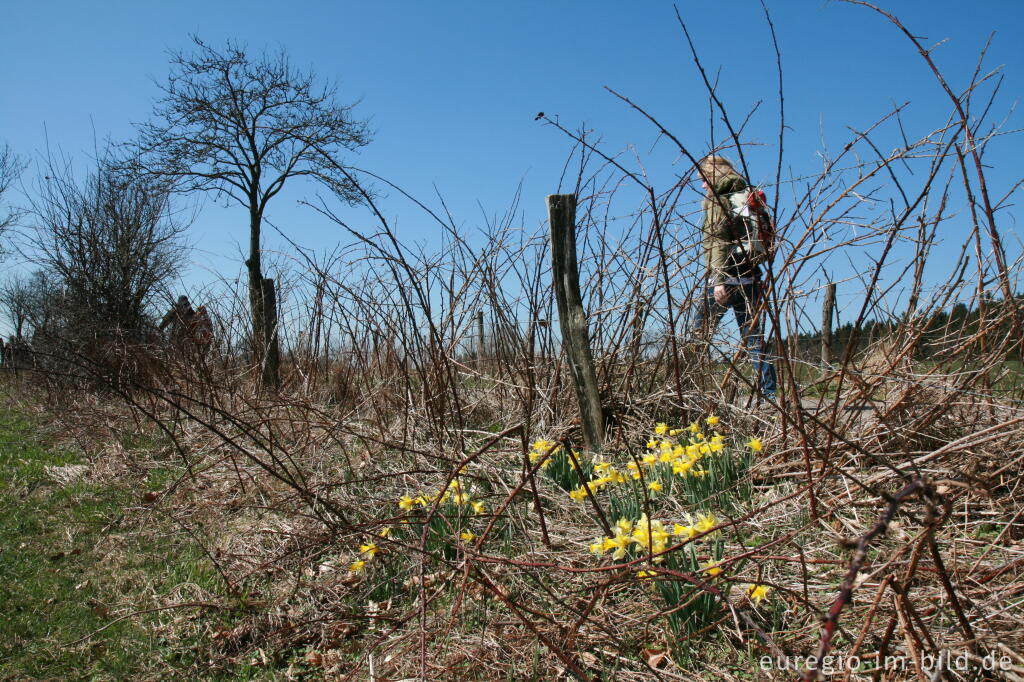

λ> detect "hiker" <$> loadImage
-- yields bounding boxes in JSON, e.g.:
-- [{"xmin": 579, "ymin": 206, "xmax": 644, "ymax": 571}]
[
  {"xmin": 158, "ymin": 295, "xmax": 196, "ymax": 347},
  {"xmin": 189, "ymin": 305, "xmax": 214, "ymax": 353},
  {"xmin": 690, "ymin": 155, "xmax": 777, "ymax": 401}
]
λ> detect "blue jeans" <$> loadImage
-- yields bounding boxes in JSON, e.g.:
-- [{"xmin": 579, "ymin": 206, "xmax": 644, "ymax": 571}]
[{"xmin": 691, "ymin": 280, "xmax": 777, "ymax": 398}]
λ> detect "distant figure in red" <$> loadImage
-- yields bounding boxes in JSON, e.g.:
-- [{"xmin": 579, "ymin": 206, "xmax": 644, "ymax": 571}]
[{"xmin": 189, "ymin": 305, "xmax": 214, "ymax": 354}]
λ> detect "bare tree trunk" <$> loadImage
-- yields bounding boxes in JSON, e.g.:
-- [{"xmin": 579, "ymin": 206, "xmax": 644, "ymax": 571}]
[
  {"xmin": 547, "ymin": 194, "xmax": 604, "ymax": 452},
  {"xmin": 248, "ymin": 206, "xmax": 280, "ymax": 390}
]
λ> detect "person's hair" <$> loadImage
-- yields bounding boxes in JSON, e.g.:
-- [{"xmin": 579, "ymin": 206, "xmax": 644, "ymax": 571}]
[{"xmin": 699, "ymin": 155, "xmax": 743, "ymax": 192}]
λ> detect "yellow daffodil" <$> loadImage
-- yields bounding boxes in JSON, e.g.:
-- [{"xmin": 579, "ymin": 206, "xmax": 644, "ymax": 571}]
[
  {"xmin": 654, "ymin": 422, "xmax": 669, "ymax": 435},
  {"xmin": 359, "ymin": 543, "xmax": 378, "ymax": 559},
  {"xmin": 706, "ymin": 415, "xmax": 720, "ymax": 427},
  {"xmin": 646, "ymin": 439, "xmax": 658, "ymax": 449},
  {"xmin": 459, "ymin": 530, "xmax": 475, "ymax": 542},
  {"xmin": 636, "ymin": 570, "xmax": 657, "ymax": 579},
  {"xmin": 746, "ymin": 584, "xmax": 770, "ymax": 605},
  {"xmin": 694, "ymin": 513, "xmax": 717, "ymax": 535},
  {"xmin": 631, "ymin": 515, "xmax": 670, "ymax": 560},
  {"xmin": 569, "ymin": 487, "xmax": 588, "ymax": 502},
  {"xmin": 672, "ymin": 459, "xmax": 694, "ymax": 477},
  {"xmin": 702, "ymin": 561, "xmax": 723, "ymax": 576},
  {"xmin": 471, "ymin": 500, "xmax": 486, "ymax": 514},
  {"xmin": 378, "ymin": 527, "xmax": 392, "ymax": 537},
  {"xmin": 349, "ymin": 560, "xmax": 366, "ymax": 573},
  {"xmin": 747, "ymin": 437, "xmax": 763, "ymax": 452},
  {"xmin": 589, "ymin": 539, "xmax": 605, "ymax": 555},
  {"xmin": 604, "ymin": 533, "xmax": 631, "ymax": 559},
  {"xmin": 673, "ymin": 523, "xmax": 696, "ymax": 539},
  {"xmin": 532, "ymin": 439, "xmax": 555, "ymax": 453},
  {"xmin": 398, "ymin": 495, "xmax": 415, "ymax": 511},
  {"xmin": 688, "ymin": 422, "xmax": 699, "ymax": 433},
  {"xmin": 648, "ymin": 480, "xmax": 662, "ymax": 492},
  {"xmin": 669, "ymin": 428, "xmax": 682, "ymax": 436}
]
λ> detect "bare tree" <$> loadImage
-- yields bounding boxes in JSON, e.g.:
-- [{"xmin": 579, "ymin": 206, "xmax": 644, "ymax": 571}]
[
  {"xmin": 0, "ymin": 270, "xmax": 46, "ymax": 342},
  {"xmin": 25, "ymin": 151, "xmax": 189, "ymax": 349},
  {"xmin": 132, "ymin": 37, "xmax": 372, "ymax": 389},
  {"xmin": 0, "ymin": 143, "xmax": 26, "ymax": 257}
]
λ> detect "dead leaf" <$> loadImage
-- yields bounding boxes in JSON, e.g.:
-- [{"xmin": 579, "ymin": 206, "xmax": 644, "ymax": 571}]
[
  {"xmin": 643, "ymin": 647, "xmax": 668, "ymax": 669},
  {"xmin": 142, "ymin": 491, "xmax": 159, "ymax": 504},
  {"xmin": 305, "ymin": 650, "xmax": 323, "ymax": 666}
]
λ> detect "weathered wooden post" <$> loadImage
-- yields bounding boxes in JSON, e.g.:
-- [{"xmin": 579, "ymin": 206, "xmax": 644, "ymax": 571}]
[
  {"xmin": 261, "ymin": 277, "xmax": 281, "ymax": 389},
  {"xmin": 547, "ymin": 194, "xmax": 605, "ymax": 452},
  {"xmin": 821, "ymin": 282, "xmax": 836, "ymax": 365},
  {"xmin": 476, "ymin": 310, "xmax": 485, "ymax": 367}
]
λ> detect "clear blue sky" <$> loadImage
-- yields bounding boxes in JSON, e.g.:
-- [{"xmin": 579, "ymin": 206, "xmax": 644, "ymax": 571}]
[{"xmin": 1, "ymin": 1, "xmax": 1022, "ymax": 334}]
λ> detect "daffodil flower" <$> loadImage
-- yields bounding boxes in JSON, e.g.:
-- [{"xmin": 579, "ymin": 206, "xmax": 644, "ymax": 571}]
[
  {"xmin": 648, "ymin": 480, "xmax": 662, "ymax": 492},
  {"xmin": 673, "ymin": 523, "xmax": 696, "ymax": 538},
  {"xmin": 398, "ymin": 495, "xmax": 415, "ymax": 511},
  {"xmin": 706, "ymin": 415, "xmax": 720, "ymax": 427},
  {"xmin": 349, "ymin": 560, "xmax": 366, "ymax": 573},
  {"xmin": 747, "ymin": 437, "xmax": 763, "ymax": 452},
  {"xmin": 702, "ymin": 561, "xmax": 723, "ymax": 576},
  {"xmin": 459, "ymin": 530, "xmax": 475, "ymax": 542},
  {"xmin": 359, "ymin": 543, "xmax": 378, "ymax": 559},
  {"xmin": 746, "ymin": 583, "xmax": 770, "ymax": 605},
  {"xmin": 694, "ymin": 513, "xmax": 717, "ymax": 535},
  {"xmin": 654, "ymin": 422, "xmax": 669, "ymax": 435}
]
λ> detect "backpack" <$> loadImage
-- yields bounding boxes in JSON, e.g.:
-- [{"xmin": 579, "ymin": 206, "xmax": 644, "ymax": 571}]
[{"xmin": 724, "ymin": 188, "xmax": 775, "ymax": 267}]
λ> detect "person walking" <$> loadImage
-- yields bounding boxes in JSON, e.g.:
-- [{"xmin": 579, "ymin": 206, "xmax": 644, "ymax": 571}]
[
  {"xmin": 159, "ymin": 295, "xmax": 196, "ymax": 348},
  {"xmin": 691, "ymin": 155, "xmax": 777, "ymax": 401}
]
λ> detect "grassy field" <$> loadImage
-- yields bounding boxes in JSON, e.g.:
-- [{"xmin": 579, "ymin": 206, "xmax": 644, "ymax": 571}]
[{"xmin": 0, "ymin": 404, "xmax": 267, "ymax": 680}]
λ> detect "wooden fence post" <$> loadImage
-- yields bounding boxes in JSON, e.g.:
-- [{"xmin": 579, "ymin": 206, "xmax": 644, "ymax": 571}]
[
  {"xmin": 261, "ymin": 277, "xmax": 281, "ymax": 390},
  {"xmin": 476, "ymin": 310, "xmax": 485, "ymax": 367},
  {"xmin": 547, "ymin": 194, "xmax": 604, "ymax": 452},
  {"xmin": 821, "ymin": 282, "xmax": 836, "ymax": 366}
]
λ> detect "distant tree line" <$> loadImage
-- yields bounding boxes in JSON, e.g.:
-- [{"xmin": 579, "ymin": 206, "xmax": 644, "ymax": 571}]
[{"xmin": 783, "ymin": 296, "xmax": 1023, "ymax": 362}]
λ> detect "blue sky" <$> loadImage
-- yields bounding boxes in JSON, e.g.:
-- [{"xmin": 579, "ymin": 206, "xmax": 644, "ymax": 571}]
[{"xmin": 1, "ymin": 1, "xmax": 1022, "ymax": 335}]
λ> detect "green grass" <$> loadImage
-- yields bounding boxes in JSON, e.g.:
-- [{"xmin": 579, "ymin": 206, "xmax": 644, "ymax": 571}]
[
  {"xmin": 0, "ymin": 411, "xmax": 147, "ymax": 679},
  {"xmin": 0, "ymin": 403, "xmax": 254, "ymax": 680}
]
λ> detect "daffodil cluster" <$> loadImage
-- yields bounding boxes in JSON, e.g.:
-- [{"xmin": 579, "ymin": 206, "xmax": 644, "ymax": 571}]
[
  {"xmin": 396, "ymin": 478, "xmax": 487, "ymax": 515},
  {"xmin": 567, "ymin": 417, "xmax": 732, "ymax": 502},
  {"xmin": 528, "ymin": 439, "xmax": 559, "ymax": 470},
  {"xmin": 588, "ymin": 512, "xmax": 719, "ymax": 562},
  {"xmin": 349, "ymin": 526, "xmax": 392, "ymax": 574}
]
